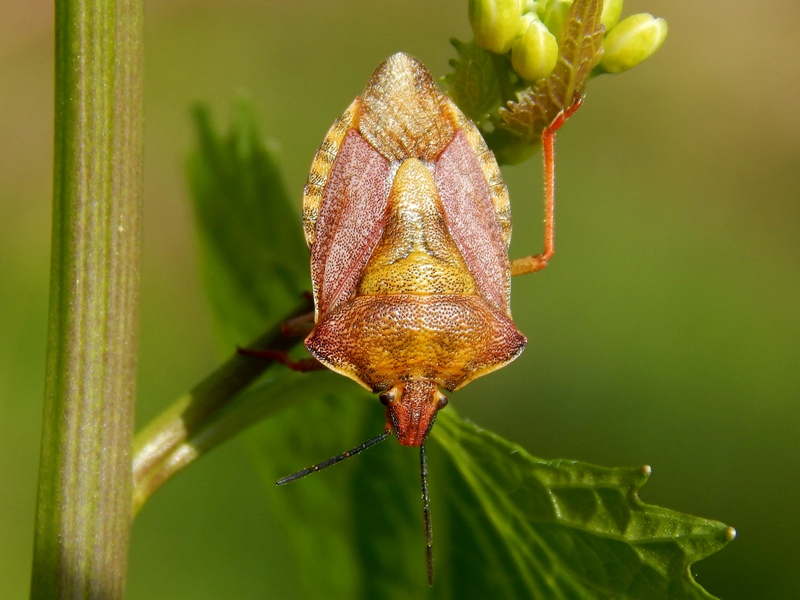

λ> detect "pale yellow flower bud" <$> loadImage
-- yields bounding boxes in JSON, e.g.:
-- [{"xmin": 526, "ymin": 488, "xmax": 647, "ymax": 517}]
[
  {"xmin": 600, "ymin": 0, "xmax": 624, "ymax": 31},
  {"xmin": 511, "ymin": 16, "xmax": 559, "ymax": 81},
  {"xmin": 600, "ymin": 13, "xmax": 668, "ymax": 74},
  {"xmin": 470, "ymin": 0, "xmax": 523, "ymax": 54}
]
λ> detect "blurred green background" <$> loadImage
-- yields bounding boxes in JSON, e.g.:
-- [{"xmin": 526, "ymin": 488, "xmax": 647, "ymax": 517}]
[{"xmin": 1, "ymin": 0, "xmax": 798, "ymax": 598}]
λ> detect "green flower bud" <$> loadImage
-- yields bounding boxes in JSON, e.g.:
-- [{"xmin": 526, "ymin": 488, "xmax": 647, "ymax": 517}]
[
  {"xmin": 540, "ymin": 0, "xmax": 571, "ymax": 42},
  {"xmin": 600, "ymin": 13, "xmax": 668, "ymax": 74},
  {"xmin": 511, "ymin": 16, "xmax": 559, "ymax": 81},
  {"xmin": 469, "ymin": 0, "xmax": 523, "ymax": 54},
  {"xmin": 600, "ymin": 0, "xmax": 624, "ymax": 31},
  {"xmin": 525, "ymin": 0, "xmax": 547, "ymax": 21}
]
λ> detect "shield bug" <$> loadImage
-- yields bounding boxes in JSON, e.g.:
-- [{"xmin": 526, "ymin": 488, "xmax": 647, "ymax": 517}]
[{"xmin": 271, "ymin": 52, "xmax": 580, "ymax": 584}]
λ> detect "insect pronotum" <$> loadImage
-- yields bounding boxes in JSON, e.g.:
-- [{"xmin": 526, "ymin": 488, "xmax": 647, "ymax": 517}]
[{"xmin": 254, "ymin": 52, "xmax": 581, "ymax": 585}]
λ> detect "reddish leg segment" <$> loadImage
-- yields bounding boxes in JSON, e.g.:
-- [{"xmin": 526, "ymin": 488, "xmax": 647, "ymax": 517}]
[
  {"xmin": 237, "ymin": 348, "xmax": 325, "ymax": 373},
  {"xmin": 237, "ymin": 301, "xmax": 318, "ymax": 372},
  {"xmin": 280, "ymin": 310, "xmax": 315, "ymax": 337},
  {"xmin": 510, "ymin": 96, "xmax": 583, "ymax": 277}
]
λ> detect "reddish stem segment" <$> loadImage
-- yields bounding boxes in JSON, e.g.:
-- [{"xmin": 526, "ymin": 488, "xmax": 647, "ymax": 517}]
[{"xmin": 510, "ymin": 96, "xmax": 584, "ymax": 277}]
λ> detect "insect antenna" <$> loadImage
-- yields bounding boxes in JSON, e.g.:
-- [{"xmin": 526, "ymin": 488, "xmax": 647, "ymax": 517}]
[
  {"xmin": 420, "ymin": 442, "xmax": 434, "ymax": 586},
  {"xmin": 276, "ymin": 430, "xmax": 392, "ymax": 485}
]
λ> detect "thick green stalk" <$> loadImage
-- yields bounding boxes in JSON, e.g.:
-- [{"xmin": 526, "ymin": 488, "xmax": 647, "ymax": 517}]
[{"xmin": 31, "ymin": 0, "xmax": 143, "ymax": 598}]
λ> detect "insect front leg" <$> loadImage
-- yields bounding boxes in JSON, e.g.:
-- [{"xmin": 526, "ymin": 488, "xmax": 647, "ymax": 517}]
[
  {"xmin": 510, "ymin": 96, "xmax": 584, "ymax": 277},
  {"xmin": 237, "ymin": 300, "xmax": 322, "ymax": 373},
  {"xmin": 237, "ymin": 347, "xmax": 325, "ymax": 373}
]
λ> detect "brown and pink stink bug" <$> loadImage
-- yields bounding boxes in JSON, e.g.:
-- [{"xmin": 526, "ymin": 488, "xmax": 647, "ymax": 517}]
[{"xmin": 261, "ymin": 52, "xmax": 581, "ymax": 584}]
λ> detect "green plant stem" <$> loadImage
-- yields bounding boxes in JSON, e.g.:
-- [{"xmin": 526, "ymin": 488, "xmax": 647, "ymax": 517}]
[
  {"xmin": 30, "ymin": 0, "xmax": 143, "ymax": 598},
  {"xmin": 132, "ymin": 301, "xmax": 311, "ymax": 516}
]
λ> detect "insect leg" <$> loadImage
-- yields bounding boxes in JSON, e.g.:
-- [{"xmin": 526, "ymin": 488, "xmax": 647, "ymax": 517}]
[
  {"xmin": 510, "ymin": 96, "xmax": 584, "ymax": 277},
  {"xmin": 236, "ymin": 348, "xmax": 324, "ymax": 373},
  {"xmin": 281, "ymin": 309, "xmax": 315, "ymax": 337}
]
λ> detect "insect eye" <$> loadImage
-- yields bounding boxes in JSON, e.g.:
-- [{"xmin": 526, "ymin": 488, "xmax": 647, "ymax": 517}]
[
  {"xmin": 379, "ymin": 391, "xmax": 395, "ymax": 406},
  {"xmin": 437, "ymin": 394, "xmax": 449, "ymax": 410}
]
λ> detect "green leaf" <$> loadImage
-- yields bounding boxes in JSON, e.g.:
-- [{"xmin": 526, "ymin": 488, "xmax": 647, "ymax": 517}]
[
  {"xmin": 443, "ymin": 39, "xmax": 509, "ymax": 123},
  {"xmin": 433, "ymin": 414, "xmax": 735, "ymax": 599},
  {"xmin": 246, "ymin": 393, "xmax": 734, "ymax": 599},
  {"xmin": 188, "ymin": 100, "xmax": 309, "ymax": 345}
]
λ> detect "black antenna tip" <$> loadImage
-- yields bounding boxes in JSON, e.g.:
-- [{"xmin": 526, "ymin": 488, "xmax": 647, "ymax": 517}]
[
  {"xmin": 421, "ymin": 443, "xmax": 434, "ymax": 586},
  {"xmin": 274, "ymin": 430, "xmax": 391, "ymax": 486},
  {"xmin": 426, "ymin": 546, "xmax": 434, "ymax": 587}
]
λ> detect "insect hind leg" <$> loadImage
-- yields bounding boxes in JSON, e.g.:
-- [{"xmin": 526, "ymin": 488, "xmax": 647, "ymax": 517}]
[{"xmin": 510, "ymin": 96, "xmax": 583, "ymax": 277}]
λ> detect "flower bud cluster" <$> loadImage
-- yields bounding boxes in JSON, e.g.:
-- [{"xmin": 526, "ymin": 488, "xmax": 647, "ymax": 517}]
[{"xmin": 468, "ymin": 0, "xmax": 667, "ymax": 80}]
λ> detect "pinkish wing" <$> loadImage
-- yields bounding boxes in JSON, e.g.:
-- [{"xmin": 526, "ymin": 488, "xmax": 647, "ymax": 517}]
[
  {"xmin": 310, "ymin": 129, "xmax": 391, "ymax": 316},
  {"xmin": 434, "ymin": 130, "xmax": 512, "ymax": 314}
]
